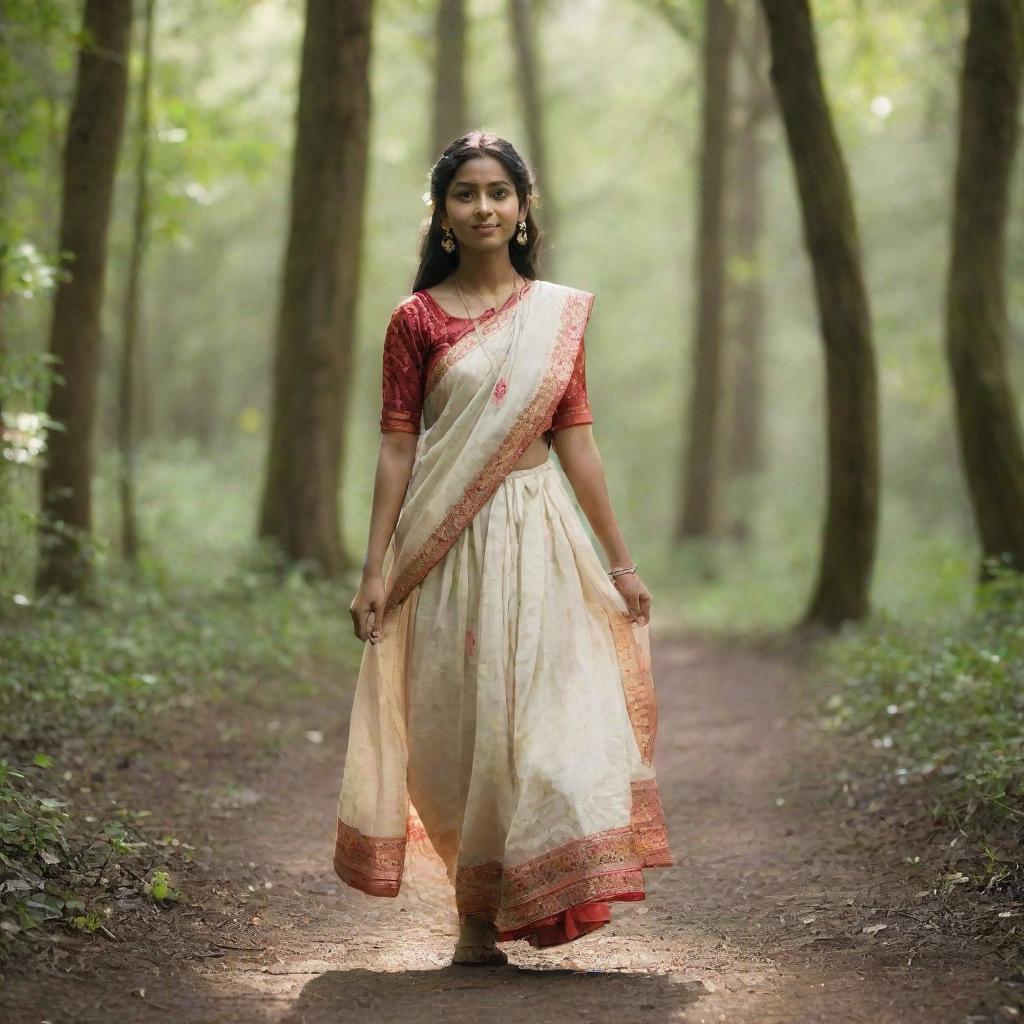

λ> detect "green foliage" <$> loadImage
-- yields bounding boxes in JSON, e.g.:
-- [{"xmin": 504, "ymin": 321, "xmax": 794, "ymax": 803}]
[
  {"xmin": 0, "ymin": 567, "xmax": 359, "ymax": 747},
  {"xmin": 0, "ymin": 563, "xmax": 360, "ymax": 958},
  {"xmin": 814, "ymin": 566, "xmax": 1024, "ymax": 839}
]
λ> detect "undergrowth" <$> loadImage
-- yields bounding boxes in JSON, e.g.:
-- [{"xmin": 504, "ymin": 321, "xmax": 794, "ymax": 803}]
[
  {"xmin": 0, "ymin": 564, "xmax": 359, "ymax": 961},
  {"xmin": 813, "ymin": 565, "xmax": 1024, "ymax": 872}
]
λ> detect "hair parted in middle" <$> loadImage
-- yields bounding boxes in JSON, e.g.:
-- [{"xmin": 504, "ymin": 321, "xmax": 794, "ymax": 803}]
[{"xmin": 411, "ymin": 130, "xmax": 543, "ymax": 294}]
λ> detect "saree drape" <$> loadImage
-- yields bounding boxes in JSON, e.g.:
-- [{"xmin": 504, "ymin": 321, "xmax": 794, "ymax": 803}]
[{"xmin": 333, "ymin": 279, "xmax": 673, "ymax": 946}]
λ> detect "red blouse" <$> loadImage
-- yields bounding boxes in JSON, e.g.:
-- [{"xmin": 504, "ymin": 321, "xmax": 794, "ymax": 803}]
[{"xmin": 380, "ymin": 285, "xmax": 593, "ymax": 440}]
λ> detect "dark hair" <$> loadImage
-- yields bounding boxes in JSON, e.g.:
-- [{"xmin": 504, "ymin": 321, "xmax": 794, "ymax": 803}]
[{"xmin": 411, "ymin": 130, "xmax": 543, "ymax": 293}]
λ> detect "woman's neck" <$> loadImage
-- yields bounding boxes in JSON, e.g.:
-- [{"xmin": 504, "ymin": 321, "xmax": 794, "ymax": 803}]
[{"xmin": 452, "ymin": 249, "xmax": 517, "ymax": 294}]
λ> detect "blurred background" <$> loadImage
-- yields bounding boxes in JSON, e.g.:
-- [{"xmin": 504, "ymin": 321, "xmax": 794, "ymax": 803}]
[{"xmin": 5, "ymin": 0, "xmax": 1018, "ymax": 631}]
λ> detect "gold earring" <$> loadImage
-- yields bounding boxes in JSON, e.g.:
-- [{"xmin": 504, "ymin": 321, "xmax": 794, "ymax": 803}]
[
  {"xmin": 441, "ymin": 226, "xmax": 456, "ymax": 254},
  {"xmin": 515, "ymin": 220, "xmax": 528, "ymax": 245}
]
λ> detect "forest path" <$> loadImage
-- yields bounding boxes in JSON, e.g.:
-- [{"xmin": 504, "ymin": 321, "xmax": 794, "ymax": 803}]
[{"xmin": 2, "ymin": 628, "xmax": 1009, "ymax": 1023}]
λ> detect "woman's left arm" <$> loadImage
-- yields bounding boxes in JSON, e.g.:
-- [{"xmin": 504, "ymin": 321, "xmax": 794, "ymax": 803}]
[{"xmin": 553, "ymin": 424, "xmax": 652, "ymax": 625}]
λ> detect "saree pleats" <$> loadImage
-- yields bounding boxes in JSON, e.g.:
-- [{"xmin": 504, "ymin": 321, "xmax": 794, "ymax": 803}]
[{"xmin": 335, "ymin": 458, "xmax": 672, "ymax": 945}]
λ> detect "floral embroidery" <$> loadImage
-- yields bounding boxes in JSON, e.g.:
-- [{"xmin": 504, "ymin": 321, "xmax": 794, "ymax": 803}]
[
  {"xmin": 492, "ymin": 377, "xmax": 508, "ymax": 406},
  {"xmin": 452, "ymin": 776, "xmax": 672, "ymax": 930},
  {"xmin": 465, "ymin": 628, "xmax": 477, "ymax": 657},
  {"xmin": 380, "ymin": 305, "xmax": 425, "ymax": 434},
  {"xmin": 606, "ymin": 608, "xmax": 658, "ymax": 765},
  {"xmin": 423, "ymin": 287, "xmax": 526, "ymax": 399},
  {"xmin": 333, "ymin": 819, "xmax": 406, "ymax": 897},
  {"xmin": 630, "ymin": 777, "xmax": 673, "ymax": 866}
]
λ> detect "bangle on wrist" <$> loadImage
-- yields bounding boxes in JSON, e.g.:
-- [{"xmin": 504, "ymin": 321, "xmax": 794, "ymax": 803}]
[{"xmin": 607, "ymin": 562, "xmax": 637, "ymax": 579}]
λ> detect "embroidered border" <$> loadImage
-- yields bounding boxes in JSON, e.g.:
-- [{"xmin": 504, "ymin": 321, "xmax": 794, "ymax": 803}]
[
  {"xmin": 423, "ymin": 281, "xmax": 532, "ymax": 399},
  {"xmin": 453, "ymin": 777, "xmax": 673, "ymax": 928},
  {"xmin": 384, "ymin": 291, "xmax": 593, "ymax": 616},
  {"xmin": 607, "ymin": 610, "xmax": 659, "ymax": 765},
  {"xmin": 333, "ymin": 819, "xmax": 406, "ymax": 898},
  {"xmin": 630, "ymin": 777, "xmax": 673, "ymax": 867}
]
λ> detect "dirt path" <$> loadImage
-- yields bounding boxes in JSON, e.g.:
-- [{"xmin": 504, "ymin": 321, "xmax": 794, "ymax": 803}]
[{"xmin": 1, "ymin": 628, "xmax": 1015, "ymax": 1023}]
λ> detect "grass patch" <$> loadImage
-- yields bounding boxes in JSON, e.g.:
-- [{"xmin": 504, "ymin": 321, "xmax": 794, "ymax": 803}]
[
  {"xmin": 813, "ymin": 567, "xmax": 1024, "ymax": 860},
  {"xmin": 0, "ymin": 566, "xmax": 361, "ymax": 960}
]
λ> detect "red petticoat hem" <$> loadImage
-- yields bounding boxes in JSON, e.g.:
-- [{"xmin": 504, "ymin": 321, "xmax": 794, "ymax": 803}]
[{"xmin": 494, "ymin": 891, "xmax": 645, "ymax": 949}]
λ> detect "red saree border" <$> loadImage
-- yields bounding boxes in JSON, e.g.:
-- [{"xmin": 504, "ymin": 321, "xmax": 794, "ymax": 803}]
[
  {"xmin": 333, "ymin": 777, "xmax": 673, "ymax": 913},
  {"xmin": 608, "ymin": 610, "xmax": 659, "ymax": 766},
  {"xmin": 453, "ymin": 777, "xmax": 673, "ymax": 930},
  {"xmin": 333, "ymin": 819, "xmax": 406, "ymax": 898},
  {"xmin": 383, "ymin": 289, "xmax": 594, "ymax": 617},
  {"xmin": 423, "ymin": 279, "xmax": 535, "ymax": 399}
]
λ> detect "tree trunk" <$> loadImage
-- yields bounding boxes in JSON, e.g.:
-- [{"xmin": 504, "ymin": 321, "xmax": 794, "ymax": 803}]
[
  {"xmin": 761, "ymin": 0, "xmax": 878, "ymax": 629},
  {"xmin": 677, "ymin": 0, "xmax": 737, "ymax": 541},
  {"xmin": 431, "ymin": 0, "xmax": 467, "ymax": 159},
  {"xmin": 507, "ymin": 0, "xmax": 558, "ymax": 274},
  {"xmin": 118, "ymin": 0, "xmax": 157, "ymax": 568},
  {"xmin": 36, "ymin": 0, "xmax": 133, "ymax": 596},
  {"xmin": 257, "ymin": 0, "xmax": 372, "ymax": 578},
  {"xmin": 944, "ymin": 0, "xmax": 1024, "ymax": 579},
  {"xmin": 727, "ymin": 1, "xmax": 770, "ymax": 489}
]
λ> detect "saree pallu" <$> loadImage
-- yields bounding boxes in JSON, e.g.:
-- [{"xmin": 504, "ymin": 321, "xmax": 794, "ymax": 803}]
[{"xmin": 333, "ymin": 280, "xmax": 673, "ymax": 947}]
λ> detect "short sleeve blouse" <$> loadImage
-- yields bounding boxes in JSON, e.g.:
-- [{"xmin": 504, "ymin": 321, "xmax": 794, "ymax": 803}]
[{"xmin": 379, "ymin": 289, "xmax": 593, "ymax": 436}]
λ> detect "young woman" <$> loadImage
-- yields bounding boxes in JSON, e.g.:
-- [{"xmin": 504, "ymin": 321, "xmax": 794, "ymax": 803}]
[{"xmin": 335, "ymin": 131, "xmax": 673, "ymax": 966}]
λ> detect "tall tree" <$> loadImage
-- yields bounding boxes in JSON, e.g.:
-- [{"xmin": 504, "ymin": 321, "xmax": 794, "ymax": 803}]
[
  {"xmin": 507, "ymin": 0, "xmax": 559, "ymax": 273},
  {"xmin": 431, "ymin": 0, "xmax": 467, "ymax": 159},
  {"xmin": 726, "ymin": 1, "xmax": 771, "ymax": 492},
  {"xmin": 761, "ymin": 0, "xmax": 878, "ymax": 629},
  {"xmin": 944, "ymin": 0, "xmax": 1024, "ymax": 579},
  {"xmin": 36, "ymin": 0, "xmax": 133, "ymax": 595},
  {"xmin": 257, "ymin": 0, "xmax": 372, "ymax": 577},
  {"xmin": 118, "ymin": 0, "xmax": 157, "ymax": 568},
  {"xmin": 677, "ymin": 0, "xmax": 737, "ymax": 540}
]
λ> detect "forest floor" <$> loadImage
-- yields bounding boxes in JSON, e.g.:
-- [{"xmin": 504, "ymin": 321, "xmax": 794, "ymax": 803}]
[{"xmin": 1, "ymin": 626, "xmax": 1020, "ymax": 1024}]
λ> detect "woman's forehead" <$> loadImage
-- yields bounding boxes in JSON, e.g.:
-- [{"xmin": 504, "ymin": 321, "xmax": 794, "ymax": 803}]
[{"xmin": 448, "ymin": 155, "xmax": 510, "ymax": 186}]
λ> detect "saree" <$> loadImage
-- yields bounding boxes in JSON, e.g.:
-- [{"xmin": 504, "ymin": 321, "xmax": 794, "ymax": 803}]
[{"xmin": 333, "ymin": 279, "xmax": 673, "ymax": 947}]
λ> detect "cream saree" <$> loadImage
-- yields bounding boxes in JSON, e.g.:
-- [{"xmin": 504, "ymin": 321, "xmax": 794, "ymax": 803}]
[{"xmin": 333, "ymin": 279, "xmax": 672, "ymax": 945}]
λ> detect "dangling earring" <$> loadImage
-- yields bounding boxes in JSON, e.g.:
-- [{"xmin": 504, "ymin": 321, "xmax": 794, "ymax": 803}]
[
  {"xmin": 515, "ymin": 220, "xmax": 528, "ymax": 245},
  {"xmin": 441, "ymin": 226, "xmax": 456, "ymax": 254}
]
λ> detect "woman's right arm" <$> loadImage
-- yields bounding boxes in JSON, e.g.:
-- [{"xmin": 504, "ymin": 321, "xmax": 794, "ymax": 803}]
[
  {"xmin": 349, "ymin": 430, "xmax": 418, "ymax": 644},
  {"xmin": 350, "ymin": 302, "xmax": 425, "ymax": 644}
]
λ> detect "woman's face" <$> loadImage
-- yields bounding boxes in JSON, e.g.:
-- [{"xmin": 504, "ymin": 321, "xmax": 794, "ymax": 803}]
[{"xmin": 441, "ymin": 155, "xmax": 527, "ymax": 255}]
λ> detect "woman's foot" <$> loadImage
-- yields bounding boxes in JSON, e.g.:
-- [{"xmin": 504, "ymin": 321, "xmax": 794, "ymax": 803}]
[{"xmin": 451, "ymin": 913, "xmax": 509, "ymax": 967}]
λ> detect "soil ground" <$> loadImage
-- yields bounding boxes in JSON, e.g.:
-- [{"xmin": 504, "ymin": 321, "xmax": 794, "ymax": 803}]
[{"xmin": 1, "ymin": 627, "xmax": 1020, "ymax": 1023}]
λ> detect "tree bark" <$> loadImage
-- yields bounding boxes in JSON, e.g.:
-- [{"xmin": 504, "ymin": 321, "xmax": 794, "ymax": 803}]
[
  {"xmin": 36, "ymin": 0, "xmax": 133, "ymax": 596},
  {"xmin": 944, "ymin": 0, "xmax": 1024, "ymax": 579},
  {"xmin": 431, "ymin": 0, "xmax": 467, "ymax": 159},
  {"xmin": 257, "ymin": 0, "xmax": 372, "ymax": 578},
  {"xmin": 727, "ymin": 1, "xmax": 770, "ymax": 489},
  {"xmin": 677, "ymin": 0, "xmax": 737, "ymax": 540},
  {"xmin": 761, "ymin": 0, "xmax": 879, "ymax": 629},
  {"xmin": 507, "ymin": 0, "xmax": 558, "ymax": 274},
  {"xmin": 118, "ymin": 0, "xmax": 157, "ymax": 568}
]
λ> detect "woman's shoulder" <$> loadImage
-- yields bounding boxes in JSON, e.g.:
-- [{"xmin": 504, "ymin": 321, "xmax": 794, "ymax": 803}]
[{"xmin": 536, "ymin": 278, "xmax": 595, "ymax": 303}]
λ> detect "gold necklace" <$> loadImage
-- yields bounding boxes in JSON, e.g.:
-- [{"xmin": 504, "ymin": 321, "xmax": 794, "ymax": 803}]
[
  {"xmin": 452, "ymin": 272, "xmax": 519, "ymax": 323},
  {"xmin": 453, "ymin": 272, "xmax": 524, "ymax": 378}
]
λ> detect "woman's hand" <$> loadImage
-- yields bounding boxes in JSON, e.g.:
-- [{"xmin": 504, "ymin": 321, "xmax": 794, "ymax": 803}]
[
  {"xmin": 350, "ymin": 571, "xmax": 386, "ymax": 644},
  {"xmin": 613, "ymin": 572, "xmax": 652, "ymax": 626}
]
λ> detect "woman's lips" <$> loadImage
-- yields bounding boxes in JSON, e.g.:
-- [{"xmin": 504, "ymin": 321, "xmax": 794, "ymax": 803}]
[{"xmin": 473, "ymin": 224, "xmax": 498, "ymax": 234}]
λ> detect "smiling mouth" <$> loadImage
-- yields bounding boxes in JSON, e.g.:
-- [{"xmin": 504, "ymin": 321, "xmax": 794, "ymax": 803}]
[{"xmin": 474, "ymin": 224, "xmax": 497, "ymax": 230}]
